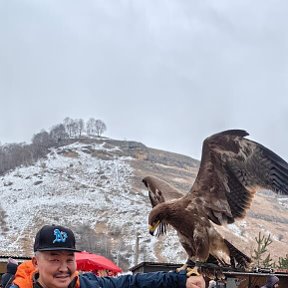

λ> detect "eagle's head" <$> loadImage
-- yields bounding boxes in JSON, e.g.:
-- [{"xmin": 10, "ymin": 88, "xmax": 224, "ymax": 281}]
[
  {"xmin": 142, "ymin": 178, "xmax": 148, "ymax": 188},
  {"xmin": 148, "ymin": 204, "xmax": 168, "ymax": 236}
]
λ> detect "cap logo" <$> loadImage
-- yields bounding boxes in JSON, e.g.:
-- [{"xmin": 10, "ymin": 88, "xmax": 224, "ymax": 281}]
[{"xmin": 53, "ymin": 229, "xmax": 68, "ymax": 243}]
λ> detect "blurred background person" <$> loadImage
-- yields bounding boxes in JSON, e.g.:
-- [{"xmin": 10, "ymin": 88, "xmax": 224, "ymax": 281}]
[{"xmin": 1, "ymin": 258, "xmax": 18, "ymax": 288}]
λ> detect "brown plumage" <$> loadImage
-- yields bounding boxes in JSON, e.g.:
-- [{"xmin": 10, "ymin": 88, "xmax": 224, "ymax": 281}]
[{"xmin": 142, "ymin": 129, "xmax": 288, "ymax": 271}]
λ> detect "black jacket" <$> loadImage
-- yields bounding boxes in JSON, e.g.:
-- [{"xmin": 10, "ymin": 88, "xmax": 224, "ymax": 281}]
[
  {"xmin": 1, "ymin": 263, "xmax": 18, "ymax": 288},
  {"xmin": 78, "ymin": 270, "xmax": 187, "ymax": 288}
]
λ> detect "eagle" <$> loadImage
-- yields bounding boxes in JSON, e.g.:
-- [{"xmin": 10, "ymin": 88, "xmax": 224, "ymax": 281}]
[{"xmin": 142, "ymin": 129, "xmax": 288, "ymax": 276}]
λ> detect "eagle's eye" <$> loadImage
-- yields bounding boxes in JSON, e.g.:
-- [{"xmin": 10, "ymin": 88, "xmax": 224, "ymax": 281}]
[{"xmin": 153, "ymin": 219, "xmax": 161, "ymax": 227}]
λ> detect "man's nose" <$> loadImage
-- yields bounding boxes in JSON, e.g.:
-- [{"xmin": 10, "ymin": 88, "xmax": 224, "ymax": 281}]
[{"xmin": 58, "ymin": 261, "xmax": 69, "ymax": 271}]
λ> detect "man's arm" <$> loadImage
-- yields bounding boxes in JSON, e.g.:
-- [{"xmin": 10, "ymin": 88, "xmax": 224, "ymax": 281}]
[{"xmin": 80, "ymin": 270, "xmax": 188, "ymax": 288}]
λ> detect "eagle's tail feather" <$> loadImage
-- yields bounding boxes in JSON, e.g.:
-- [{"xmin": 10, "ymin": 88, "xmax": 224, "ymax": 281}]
[{"xmin": 224, "ymin": 239, "xmax": 251, "ymax": 269}]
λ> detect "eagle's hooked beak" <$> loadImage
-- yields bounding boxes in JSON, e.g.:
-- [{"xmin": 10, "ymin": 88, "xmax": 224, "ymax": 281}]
[{"xmin": 149, "ymin": 221, "xmax": 160, "ymax": 236}]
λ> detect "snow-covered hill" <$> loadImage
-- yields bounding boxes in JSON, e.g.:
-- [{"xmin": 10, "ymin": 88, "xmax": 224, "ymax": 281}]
[
  {"xmin": 0, "ymin": 139, "xmax": 187, "ymax": 269},
  {"xmin": 0, "ymin": 138, "xmax": 287, "ymax": 271}
]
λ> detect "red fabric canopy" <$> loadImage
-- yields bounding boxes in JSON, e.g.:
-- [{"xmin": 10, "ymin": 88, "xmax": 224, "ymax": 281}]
[{"xmin": 75, "ymin": 251, "xmax": 122, "ymax": 274}]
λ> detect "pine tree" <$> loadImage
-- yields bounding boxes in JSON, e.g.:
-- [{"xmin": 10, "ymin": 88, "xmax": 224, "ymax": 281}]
[
  {"xmin": 251, "ymin": 232, "xmax": 274, "ymax": 268},
  {"xmin": 277, "ymin": 254, "xmax": 288, "ymax": 269}
]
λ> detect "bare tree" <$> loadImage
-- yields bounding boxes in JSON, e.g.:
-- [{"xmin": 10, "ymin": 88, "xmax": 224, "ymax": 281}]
[
  {"xmin": 31, "ymin": 130, "xmax": 54, "ymax": 158},
  {"xmin": 32, "ymin": 130, "xmax": 53, "ymax": 148},
  {"xmin": 63, "ymin": 117, "xmax": 74, "ymax": 138},
  {"xmin": 0, "ymin": 143, "xmax": 34, "ymax": 174},
  {"xmin": 63, "ymin": 118, "xmax": 85, "ymax": 138},
  {"xmin": 70, "ymin": 120, "xmax": 79, "ymax": 138},
  {"xmin": 86, "ymin": 118, "xmax": 107, "ymax": 137},
  {"xmin": 86, "ymin": 118, "xmax": 96, "ymax": 136},
  {"xmin": 95, "ymin": 119, "xmax": 107, "ymax": 137},
  {"xmin": 50, "ymin": 124, "xmax": 69, "ymax": 144},
  {"xmin": 77, "ymin": 119, "xmax": 84, "ymax": 137},
  {"xmin": 0, "ymin": 116, "xmax": 102, "ymax": 175}
]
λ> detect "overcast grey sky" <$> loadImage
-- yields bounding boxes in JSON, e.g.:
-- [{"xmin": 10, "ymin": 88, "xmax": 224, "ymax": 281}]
[{"xmin": 1, "ymin": 0, "xmax": 288, "ymax": 160}]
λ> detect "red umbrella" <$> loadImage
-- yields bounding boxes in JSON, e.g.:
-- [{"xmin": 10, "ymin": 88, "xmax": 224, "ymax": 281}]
[{"xmin": 75, "ymin": 251, "xmax": 122, "ymax": 274}]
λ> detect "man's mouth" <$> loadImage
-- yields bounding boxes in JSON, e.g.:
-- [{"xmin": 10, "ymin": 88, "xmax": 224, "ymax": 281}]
[{"xmin": 54, "ymin": 274, "xmax": 71, "ymax": 279}]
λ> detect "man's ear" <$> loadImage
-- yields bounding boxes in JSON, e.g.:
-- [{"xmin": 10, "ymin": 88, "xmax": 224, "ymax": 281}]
[{"xmin": 32, "ymin": 256, "xmax": 38, "ymax": 269}]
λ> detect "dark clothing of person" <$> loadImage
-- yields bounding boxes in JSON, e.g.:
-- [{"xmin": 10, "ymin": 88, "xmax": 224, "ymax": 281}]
[
  {"xmin": 260, "ymin": 275, "xmax": 279, "ymax": 288},
  {"xmin": 78, "ymin": 270, "xmax": 187, "ymax": 288},
  {"xmin": 1, "ymin": 262, "xmax": 18, "ymax": 288}
]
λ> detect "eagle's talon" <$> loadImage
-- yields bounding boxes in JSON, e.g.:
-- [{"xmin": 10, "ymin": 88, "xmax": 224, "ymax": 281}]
[
  {"xmin": 176, "ymin": 263, "xmax": 188, "ymax": 273},
  {"xmin": 186, "ymin": 267, "xmax": 200, "ymax": 277}
]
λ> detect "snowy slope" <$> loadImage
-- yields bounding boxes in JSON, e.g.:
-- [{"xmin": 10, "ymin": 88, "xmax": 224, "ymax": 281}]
[{"xmin": 0, "ymin": 140, "xmax": 186, "ymax": 269}]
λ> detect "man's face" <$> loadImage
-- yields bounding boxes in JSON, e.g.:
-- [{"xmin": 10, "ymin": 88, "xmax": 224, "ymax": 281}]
[
  {"xmin": 274, "ymin": 284, "xmax": 279, "ymax": 288},
  {"xmin": 32, "ymin": 251, "xmax": 77, "ymax": 288}
]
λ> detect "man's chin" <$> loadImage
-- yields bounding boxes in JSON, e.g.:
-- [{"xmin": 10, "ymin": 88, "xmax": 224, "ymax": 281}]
[{"xmin": 54, "ymin": 277, "xmax": 72, "ymax": 288}]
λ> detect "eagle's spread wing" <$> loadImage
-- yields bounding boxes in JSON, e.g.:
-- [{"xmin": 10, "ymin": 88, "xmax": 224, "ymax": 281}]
[
  {"xmin": 188, "ymin": 129, "xmax": 288, "ymax": 225},
  {"xmin": 142, "ymin": 176, "xmax": 184, "ymax": 235}
]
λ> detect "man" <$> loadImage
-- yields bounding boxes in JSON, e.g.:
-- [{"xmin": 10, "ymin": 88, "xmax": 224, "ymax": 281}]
[
  {"xmin": 11, "ymin": 224, "xmax": 205, "ymax": 288},
  {"xmin": 260, "ymin": 275, "xmax": 279, "ymax": 288}
]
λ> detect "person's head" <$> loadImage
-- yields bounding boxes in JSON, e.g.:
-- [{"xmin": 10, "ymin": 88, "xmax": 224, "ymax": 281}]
[
  {"xmin": 265, "ymin": 275, "xmax": 279, "ymax": 288},
  {"xmin": 32, "ymin": 225, "xmax": 80, "ymax": 288},
  {"xmin": 6, "ymin": 258, "xmax": 18, "ymax": 275}
]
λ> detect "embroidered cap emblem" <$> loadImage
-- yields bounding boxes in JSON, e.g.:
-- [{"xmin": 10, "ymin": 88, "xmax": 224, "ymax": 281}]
[{"xmin": 53, "ymin": 228, "xmax": 68, "ymax": 243}]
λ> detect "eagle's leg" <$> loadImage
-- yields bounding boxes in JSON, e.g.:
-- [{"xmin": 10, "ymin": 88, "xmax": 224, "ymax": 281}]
[
  {"xmin": 184, "ymin": 235, "xmax": 209, "ymax": 277},
  {"xmin": 185, "ymin": 259, "xmax": 225, "ymax": 280},
  {"xmin": 176, "ymin": 256, "xmax": 196, "ymax": 272},
  {"xmin": 176, "ymin": 263, "xmax": 188, "ymax": 272}
]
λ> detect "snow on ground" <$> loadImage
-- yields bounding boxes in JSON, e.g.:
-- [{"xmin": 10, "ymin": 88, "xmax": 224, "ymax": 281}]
[{"xmin": 0, "ymin": 142, "xmax": 136, "ymax": 253}]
